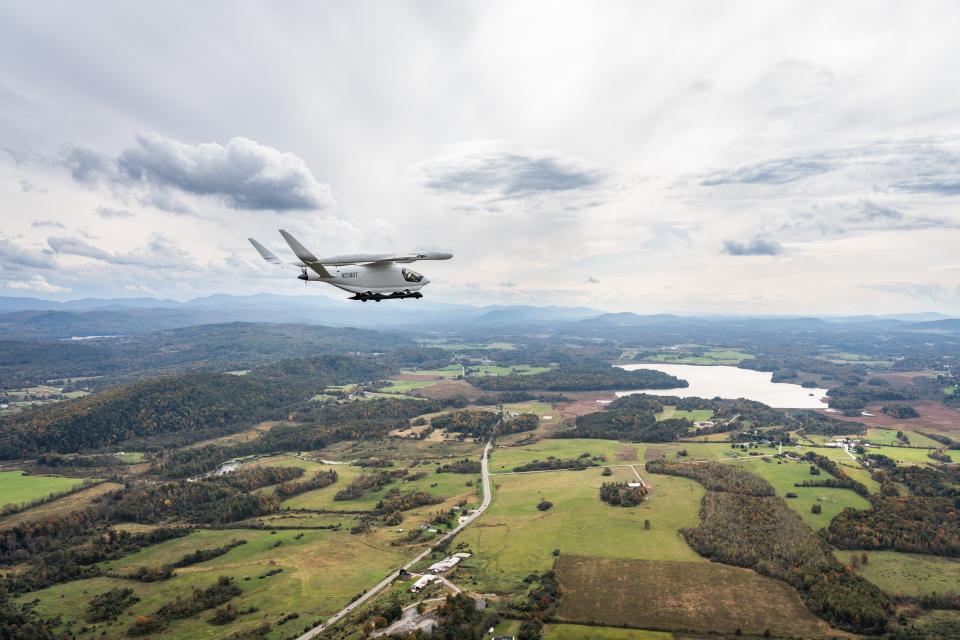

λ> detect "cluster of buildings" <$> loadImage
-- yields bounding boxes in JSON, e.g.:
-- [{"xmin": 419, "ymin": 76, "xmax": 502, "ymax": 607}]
[{"xmin": 427, "ymin": 551, "xmax": 471, "ymax": 574}]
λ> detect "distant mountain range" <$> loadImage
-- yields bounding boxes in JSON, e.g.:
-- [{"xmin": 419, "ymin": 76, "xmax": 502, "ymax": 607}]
[{"xmin": 0, "ymin": 294, "xmax": 956, "ymax": 340}]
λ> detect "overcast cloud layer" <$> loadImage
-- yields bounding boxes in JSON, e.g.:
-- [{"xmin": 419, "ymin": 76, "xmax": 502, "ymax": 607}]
[{"xmin": 2, "ymin": 0, "xmax": 960, "ymax": 314}]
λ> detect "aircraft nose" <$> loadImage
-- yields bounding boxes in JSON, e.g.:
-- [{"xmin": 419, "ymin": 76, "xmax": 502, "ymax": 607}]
[{"xmin": 422, "ymin": 277, "xmax": 431, "ymax": 285}]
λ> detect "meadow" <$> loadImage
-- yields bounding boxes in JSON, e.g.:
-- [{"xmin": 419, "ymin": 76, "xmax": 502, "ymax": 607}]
[
  {"xmin": 21, "ymin": 527, "xmax": 413, "ymax": 640},
  {"xmin": 488, "ymin": 438, "xmax": 634, "ymax": 472},
  {"xmin": 0, "ymin": 481, "xmax": 122, "ymax": 530},
  {"xmin": 452, "ymin": 465, "xmax": 705, "ymax": 591},
  {"xmin": 555, "ymin": 556, "xmax": 838, "ymax": 638},
  {"xmin": 644, "ymin": 349, "xmax": 754, "ymax": 365},
  {"xmin": 730, "ymin": 457, "xmax": 871, "ymax": 528},
  {"xmin": 864, "ymin": 428, "xmax": 941, "ymax": 448},
  {"xmin": 0, "ymin": 470, "xmax": 88, "ymax": 507},
  {"xmin": 654, "ymin": 406, "xmax": 714, "ymax": 422},
  {"xmin": 834, "ymin": 550, "xmax": 960, "ymax": 597}
]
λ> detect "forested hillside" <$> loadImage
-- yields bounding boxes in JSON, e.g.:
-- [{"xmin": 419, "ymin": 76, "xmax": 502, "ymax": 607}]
[{"xmin": 0, "ymin": 354, "xmax": 391, "ymax": 458}]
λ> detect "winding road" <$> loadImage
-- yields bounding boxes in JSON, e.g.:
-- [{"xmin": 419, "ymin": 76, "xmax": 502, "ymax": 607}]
[{"xmin": 295, "ymin": 439, "xmax": 493, "ymax": 639}]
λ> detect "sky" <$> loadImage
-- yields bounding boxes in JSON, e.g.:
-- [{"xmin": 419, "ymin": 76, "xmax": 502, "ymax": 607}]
[{"xmin": 2, "ymin": 0, "xmax": 960, "ymax": 315}]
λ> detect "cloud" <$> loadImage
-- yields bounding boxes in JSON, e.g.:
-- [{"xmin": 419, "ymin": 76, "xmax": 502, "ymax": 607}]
[
  {"xmin": 20, "ymin": 179, "xmax": 47, "ymax": 193},
  {"xmin": 31, "ymin": 220, "xmax": 65, "ymax": 229},
  {"xmin": 65, "ymin": 133, "xmax": 336, "ymax": 212},
  {"xmin": 47, "ymin": 234, "xmax": 194, "ymax": 269},
  {"xmin": 498, "ymin": 281, "xmax": 517, "ymax": 288},
  {"xmin": 860, "ymin": 281, "xmax": 959, "ymax": 301},
  {"xmin": 0, "ymin": 236, "xmax": 56, "ymax": 270},
  {"xmin": 721, "ymin": 236, "xmax": 783, "ymax": 256},
  {"xmin": 4, "ymin": 275, "xmax": 69, "ymax": 293},
  {"xmin": 703, "ymin": 157, "xmax": 834, "ymax": 186},
  {"xmin": 95, "ymin": 206, "xmax": 135, "ymax": 219},
  {"xmin": 416, "ymin": 141, "xmax": 608, "ymax": 214},
  {"xmin": 585, "ymin": 276, "xmax": 600, "ymax": 284}
]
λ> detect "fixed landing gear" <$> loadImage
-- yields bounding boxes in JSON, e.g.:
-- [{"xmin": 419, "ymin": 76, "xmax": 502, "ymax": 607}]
[{"xmin": 350, "ymin": 291, "xmax": 423, "ymax": 302}]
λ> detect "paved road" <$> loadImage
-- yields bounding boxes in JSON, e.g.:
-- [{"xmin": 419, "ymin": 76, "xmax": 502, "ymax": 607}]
[{"xmin": 295, "ymin": 439, "xmax": 493, "ymax": 639}]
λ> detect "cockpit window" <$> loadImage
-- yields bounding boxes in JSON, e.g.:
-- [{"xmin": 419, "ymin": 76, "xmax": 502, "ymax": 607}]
[{"xmin": 402, "ymin": 268, "xmax": 424, "ymax": 283}]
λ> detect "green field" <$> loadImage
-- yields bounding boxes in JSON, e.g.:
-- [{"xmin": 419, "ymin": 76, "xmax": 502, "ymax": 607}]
[
  {"xmin": 864, "ymin": 444, "xmax": 941, "ymax": 465},
  {"xmin": 0, "ymin": 470, "xmax": 87, "ymax": 508},
  {"xmin": 654, "ymin": 406, "xmax": 714, "ymax": 422},
  {"xmin": 946, "ymin": 386, "xmax": 957, "ymax": 397},
  {"xmin": 544, "ymin": 624, "xmax": 673, "ymax": 639},
  {"xmin": 864, "ymin": 428, "xmax": 941, "ymax": 449},
  {"xmin": 466, "ymin": 364, "xmax": 551, "ymax": 376},
  {"xmin": 399, "ymin": 364, "xmax": 463, "ymax": 378},
  {"xmin": 489, "ymin": 438, "xmax": 633, "ymax": 472},
  {"xmin": 835, "ymin": 550, "xmax": 960, "ymax": 597},
  {"xmin": 503, "ymin": 401, "xmax": 555, "ymax": 418},
  {"xmin": 645, "ymin": 350, "xmax": 754, "ymax": 366},
  {"xmin": 453, "ymin": 466, "xmax": 705, "ymax": 591},
  {"xmin": 117, "ymin": 451, "xmax": 145, "ymax": 463},
  {"xmin": 375, "ymin": 379, "xmax": 436, "ymax": 394},
  {"xmin": 281, "ymin": 463, "xmax": 479, "ymax": 512},
  {"xmin": 21, "ymin": 527, "xmax": 413, "ymax": 640},
  {"xmin": 730, "ymin": 458, "xmax": 871, "ymax": 528}
]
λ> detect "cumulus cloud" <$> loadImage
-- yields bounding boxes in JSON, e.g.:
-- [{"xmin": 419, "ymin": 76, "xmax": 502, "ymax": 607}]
[
  {"xmin": 65, "ymin": 133, "xmax": 335, "ymax": 212},
  {"xmin": 585, "ymin": 276, "xmax": 600, "ymax": 284},
  {"xmin": 416, "ymin": 141, "xmax": 608, "ymax": 214},
  {"xmin": 498, "ymin": 281, "xmax": 517, "ymax": 288},
  {"xmin": 721, "ymin": 236, "xmax": 783, "ymax": 256},
  {"xmin": 860, "ymin": 281, "xmax": 959, "ymax": 301},
  {"xmin": 4, "ymin": 275, "xmax": 69, "ymax": 293},
  {"xmin": 703, "ymin": 157, "xmax": 834, "ymax": 186}
]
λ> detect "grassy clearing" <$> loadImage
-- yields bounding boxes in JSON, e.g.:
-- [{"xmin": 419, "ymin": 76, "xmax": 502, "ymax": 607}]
[
  {"xmin": 543, "ymin": 624, "xmax": 672, "ymax": 639},
  {"xmin": 317, "ymin": 437, "xmax": 482, "ymax": 465},
  {"xmin": 503, "ymin": 401, "xmax": 554, "ymax": 418},
  {"xmin": 555, "ymin": 555, "xmax": 837, "ymax": 638},
  {"xmin": 864, "ymin": 428, "xmax": 940, "ymax": 448},
  {"xmin": 399, "ymin": 365, "xmax": 462, "ymax": 378},
  {"xmin": 654, "ymin": 406, "xmax": 714, "ymax": 422},
  {"xmin": 730, "ymin": 458, "xmax": 870, "ymax": 528},
  {"xmin": 375, "ymin": 380, "xmax": 436, "ymax": 394},
  {"xmin": 0, "ymin": 470, "xmax": 87, "ymax": 508},
  {"xmin": 645, "ymin": 350, "xmax": 754, "ymax": 366},
  {"xmin": 864, "ymin": 445, "xmax": 940, "ymax": 465},
  {"xmin": 20, "ymin": 527, "xmax": 413, "ymax": 640},
  {"xmin": 946, "ymin": 386, "xmax": 957, "ymax": 397},
  {"xmin": 281, "ymin": 463, "xmax": 478, "ymax": 512},
  {"xmin": 835, "ymin": 550, "xmax": 960, "ymax": 597},
  {"xmin": 489, "ymin": 438, "xmax": 630, "ymax": 472},
  {"xmin": 466, "ymin": 364, "xmax": 551, "ymax": 376},
  {"xmin": 453, "ymin": 466, "xmax": 705, "ymax": 591},
  {"xmin": 0, "ymin": 481, "xmax": 122, "ymax": 530}
]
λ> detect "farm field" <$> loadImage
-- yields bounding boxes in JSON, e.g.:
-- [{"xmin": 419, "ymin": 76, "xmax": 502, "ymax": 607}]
[
  {"xmin": 375, "ymin": 379, "xmax": 435, "ymax": 394},
  {"xmin": 864, "ymin": 444, "xmax": 940, "ymax": 465},
  {"xmin": 399, "ymin": 364, "xmax": 462, "ymax": 378},
  {"xmin": 453, "ymin": 466, "xmax": 705, "ymax": 591},
  {"xmin": 654, "ymin": 406, "xmax": 714, "ymax": 422},
  {"xmin": 0, "ymin": 470, "xmax": 88, "ymax": 508},
  {"xmin": 554, "ymin": 556, "xmax": 840, "ymax": 638},
  {"xmin": 466, "ymin": 364, "xmax": 551, "ymax": 376},
  {"xmin": 644, "ymin": 349, "xmax": 754, "ymax": 365},
  {"xmin": 730, "ymin": 458, "xmax": 871, "ymax": 528},
  {"xmin": 543, "ymin": 624, "xmax": 673, "ymax": 639},
  {"xmin": 864, "ymin": 428, "xmax": 941, "ymax": 448},
  {"xmin": 316, "ymin": 436, "xmax": 482, "ymax": 465},
  {"xmin": 21, "ymin": 527, "xmax": 413, "ymax": 640},
  {"xmin": 834, "ymin": 550, "xmax": 960, "ymax": 597},
  {"xmin": 281, "ymin": 462, "xmax": 479, "ymax": 512},
  {"xmin": 488, "ymin": 438, "xmax": 632, "ymax": 472},
  {"xmin": 0, "ymin": 481, "xmax": 121, "ymax": 530}
]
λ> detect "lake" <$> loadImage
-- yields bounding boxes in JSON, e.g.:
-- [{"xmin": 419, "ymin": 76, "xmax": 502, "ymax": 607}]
[{"xmin": 616, "ymin": 363, "xmax": 829, "ymax": 409}]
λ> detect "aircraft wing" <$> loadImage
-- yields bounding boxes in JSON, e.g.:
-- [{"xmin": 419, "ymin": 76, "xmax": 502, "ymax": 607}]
[
  {"xmin": 277, "ymin": 230, "xmax": 332, "ymax": 278},
  {"xmin": 248, "ymin": 238, "xmax": 307, "ymax": 268},
  {"xmin": 311, "ymin": 252, "xmax": 454, "ymax": 265}
]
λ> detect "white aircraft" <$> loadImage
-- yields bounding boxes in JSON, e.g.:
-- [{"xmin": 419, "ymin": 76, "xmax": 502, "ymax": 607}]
[{"xmin": 249, "ymin": 230, "xmax": 453, "ymax": 302}]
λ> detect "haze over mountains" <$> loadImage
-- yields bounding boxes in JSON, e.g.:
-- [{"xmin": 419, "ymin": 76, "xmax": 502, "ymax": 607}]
[{"xmin": 1, "ymin": 295, "xmax": 957, "ymax": 341}]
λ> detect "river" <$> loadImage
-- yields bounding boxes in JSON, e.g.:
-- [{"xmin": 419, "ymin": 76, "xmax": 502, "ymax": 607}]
[{"xmin": 616, "ymin": 363, "xmax": 829, "ymax": 409}]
